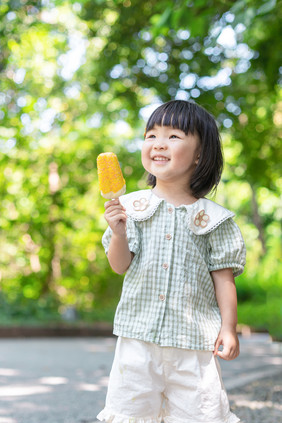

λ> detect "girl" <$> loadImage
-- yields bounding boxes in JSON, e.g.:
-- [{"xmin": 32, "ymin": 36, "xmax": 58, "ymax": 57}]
[{"xmin": 97, "ymin": 100, "xmax": 246, "ymax": 423}]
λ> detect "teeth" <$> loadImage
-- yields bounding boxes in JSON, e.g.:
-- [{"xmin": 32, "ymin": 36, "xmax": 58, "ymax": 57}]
[{"xmin": 153, "ymin": 157, "xmax": 169, "ymax": 161}]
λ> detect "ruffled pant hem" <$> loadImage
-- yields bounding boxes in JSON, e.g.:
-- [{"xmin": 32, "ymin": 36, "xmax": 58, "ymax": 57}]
[
  {"xmin": 97, "ymin": 408, "xmax": 162, "ymax": 423},
  {"xmin": 97, "ymin": 407, "xmax": 240, "ymax": 423},
  {"xmin": 163, "ymin": 412, "xmax": 240, "ymax": 423}
]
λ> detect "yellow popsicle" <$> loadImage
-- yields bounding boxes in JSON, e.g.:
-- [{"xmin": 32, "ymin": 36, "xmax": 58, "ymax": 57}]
[{"xmin": 97, "ymin": 152, "xmax": 126, "ymax": 199}]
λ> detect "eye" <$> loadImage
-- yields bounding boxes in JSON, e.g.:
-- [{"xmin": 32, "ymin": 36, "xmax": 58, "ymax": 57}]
[
  {"xmin": 146, "ymin": 133, "xmax": 156, "ymax": 140},
  {"xmin": 170, "ymin": 134, "xmax": 180, "ymax": 139}
]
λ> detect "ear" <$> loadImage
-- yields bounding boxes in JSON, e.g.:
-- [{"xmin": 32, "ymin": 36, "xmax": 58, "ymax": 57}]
[
  {"xmin": 195, "ymin": 153, "xmax": 200, "ymax": 165},
  {"xmin": 194, "ymin": 136, "xmax": 201, "ymax": 164}
]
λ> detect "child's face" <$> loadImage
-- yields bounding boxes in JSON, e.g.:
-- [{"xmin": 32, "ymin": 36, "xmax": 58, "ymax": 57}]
[{"xmin": 142, "ymin": 125, "xmax": 200, "ymax": 187}]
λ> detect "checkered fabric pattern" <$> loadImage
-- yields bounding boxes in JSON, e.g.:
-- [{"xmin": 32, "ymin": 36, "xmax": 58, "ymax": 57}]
[{"xmin": 102, "ymin": 197, "xmax": 246, "ymax": 351}]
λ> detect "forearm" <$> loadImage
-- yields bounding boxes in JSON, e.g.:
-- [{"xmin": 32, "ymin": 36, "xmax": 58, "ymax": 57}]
[
  {"xmin": 104, "ymin": 199, "xmax": 133, "ymax": 274},
  {"xmin": 212, "ymin": 268, "xmax": 238, "ymax": 330},
  {"xmin": 212, "ymin": 268, "xmax": 239, "ymax": 360},
  {"xmin": 107, "ymin": 232, "xmax": 133, "ymax": 274}
]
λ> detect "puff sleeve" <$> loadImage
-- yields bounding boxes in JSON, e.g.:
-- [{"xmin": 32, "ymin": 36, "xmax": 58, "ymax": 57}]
[
  {"xmin": 102, "ymin": 217, "xmax": 141, "ymax": 256},
  {"xmin": 208, "ymin": 218, "xmax": 246, "ymax": 277}
]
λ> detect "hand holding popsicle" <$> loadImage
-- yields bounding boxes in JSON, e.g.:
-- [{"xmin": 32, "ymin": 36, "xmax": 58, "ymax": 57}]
[{"xmin": 97, "ymin": 152, "xmax": 127, "ymax": 236}]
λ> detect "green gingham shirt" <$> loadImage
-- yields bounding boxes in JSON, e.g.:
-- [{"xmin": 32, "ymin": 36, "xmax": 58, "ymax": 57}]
[{"xmin": 102, "ymin": 190, "xmax": 246, "ymax": 351}]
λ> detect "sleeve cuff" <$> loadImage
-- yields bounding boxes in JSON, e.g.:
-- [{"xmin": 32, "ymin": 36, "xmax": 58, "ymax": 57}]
[{"xmin": 208, "ymin": 263, "xmax": 245, "ymax": 277}]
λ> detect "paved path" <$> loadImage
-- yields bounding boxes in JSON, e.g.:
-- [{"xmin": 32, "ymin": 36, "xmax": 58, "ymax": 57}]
[{"xmin": 0, "ymin": 334, "xmax": 281, "ymax": 423}]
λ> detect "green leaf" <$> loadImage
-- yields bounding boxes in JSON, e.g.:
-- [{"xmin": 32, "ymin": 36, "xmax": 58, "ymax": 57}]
[{"xmin": 155, "ymin": 7, "xmax": 171, "ymax": 28}]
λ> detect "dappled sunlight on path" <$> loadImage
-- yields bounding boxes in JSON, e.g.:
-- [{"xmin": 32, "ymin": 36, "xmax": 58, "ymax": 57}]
[
  {"xmin": 0, "ymin": 335, "xmax": 281, "ymax": 423},
  {"xmin": 0, "ymin": 338, "xmax": 115, "ymax": 423},
  {"xmin": 229, "ymin": 372, "xmax": 282, "ymax": 423}
]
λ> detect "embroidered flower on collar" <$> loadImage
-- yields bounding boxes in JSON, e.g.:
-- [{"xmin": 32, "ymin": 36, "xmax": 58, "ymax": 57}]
[
  {"xmin": 194, "ymin": 209, "xmax": 210, "ymax": 228},
  {"xmin": 133, "ymin": 197, "xmax": 150, "ymax": 211}
]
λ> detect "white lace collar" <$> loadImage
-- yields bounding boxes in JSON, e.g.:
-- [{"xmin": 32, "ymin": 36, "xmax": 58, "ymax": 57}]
[{"xmin": 119, "ymin": 190, "xmax": 235, "ymax": 235}]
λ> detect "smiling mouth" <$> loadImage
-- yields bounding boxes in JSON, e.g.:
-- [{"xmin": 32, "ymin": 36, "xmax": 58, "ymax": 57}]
[{"xmin": 152, "ymin": 156, "xmax": 170, "ymax": 161}]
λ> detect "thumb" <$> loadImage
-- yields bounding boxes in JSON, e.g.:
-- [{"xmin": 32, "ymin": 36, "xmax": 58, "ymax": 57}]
[
  {"xmin": 217, "ymin": 345, "xmax": 231, "ymax": 360},
  {"xmin": 214, "ymin": 336, "xmax": 222, "ymax": 356}
]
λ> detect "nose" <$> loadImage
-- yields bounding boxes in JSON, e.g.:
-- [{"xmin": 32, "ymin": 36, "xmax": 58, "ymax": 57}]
[{"xmin": 153, "ymin": 138, "xmax": 167, "ymax": 150}]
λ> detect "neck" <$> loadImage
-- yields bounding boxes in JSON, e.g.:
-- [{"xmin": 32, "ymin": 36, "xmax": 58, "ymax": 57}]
[{"xmin": 152, "ymin": 180, "xmax": 198, "ymax": 207}]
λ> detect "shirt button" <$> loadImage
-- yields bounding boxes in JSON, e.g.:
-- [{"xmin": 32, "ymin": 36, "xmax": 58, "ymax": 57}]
[
  {"xmin": 168, "ymin": 207, "xmax": 173, "ymax": 214},
  {"xmin": 162, "ymin": 263, "xmax": 169, "ymax": 270},
  {"xmin": 165, "ymin": 234, "xmax": 172, "ymax": 240},
  {"xmin": 159, "ymin": 294, "xmax": 165, "ymax": 301}
]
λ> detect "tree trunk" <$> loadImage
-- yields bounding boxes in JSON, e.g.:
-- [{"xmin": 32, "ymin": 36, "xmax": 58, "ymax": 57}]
[{"xmin": 251, "ymin": 185, "xmax": 267, "ymax": 255}]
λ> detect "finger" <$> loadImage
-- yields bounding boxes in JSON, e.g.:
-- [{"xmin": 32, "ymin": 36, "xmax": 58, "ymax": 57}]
[
  {"xmin": 104, "ymin": 199, "xmax": 120, "ymax": 209},
  {"xmin": 216, "ymin": 349, "xmax": 227, "ymax": 359},
  {"xmin": 105, "ymin": 208, "xmax": 127, "ymax": 220},
  {"xmin": 106, "ymin": 212, "xmax": 127, "ymax": 225},
  {"xmin": 216, "ymin": 350, "xmax": 224, "ymax": 359},
  {"xmin": 108, "ymin": 205, "xmax": 126, "ymax": 214},
  {"xmin": 104, "ymin": 205, "xmax": 125, "ymax": 217},
  {"xmin": 217, "ymin": 346, "xmax": 232, "ymax": 360},
  {"xmin": 105, "ymin": 205, "xmax": 126, "ymax": 216},
  {"xmin": 229, "ymin": 343, "xmax": 240, "ymax": 360},
  {"xmin": 105, "ymin": 206, "xmax": 124, "ymax": 215},
  {"xmin": 232, "ymin": 346, "xmax": 240, "ymax": 360},
  {"xmin": 213, "ymin": 337, "xmax": 222, "ymax": 356}
]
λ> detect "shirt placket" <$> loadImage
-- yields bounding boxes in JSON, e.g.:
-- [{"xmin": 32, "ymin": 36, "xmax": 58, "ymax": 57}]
[{"xmin": 154, "ymin": 204, "xmax": 175, "ymax": 343}]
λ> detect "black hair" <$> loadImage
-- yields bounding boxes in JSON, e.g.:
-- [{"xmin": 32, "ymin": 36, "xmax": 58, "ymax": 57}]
[{"xmin": 144, "ymin": 100, "xmax": 223, "ymax": 198}]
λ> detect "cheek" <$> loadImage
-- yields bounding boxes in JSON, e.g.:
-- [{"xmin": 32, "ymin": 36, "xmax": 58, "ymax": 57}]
[
  {"xmin": 141, "ymin": 144, "xmax": 151, "ymax": 170},
  {"xmin": 173, "ymin": 147, "xmax": 191, "ymax": 163},
  {"xmin": 175, "ymin": 145, "xmax": 198, "ymax": 164}
]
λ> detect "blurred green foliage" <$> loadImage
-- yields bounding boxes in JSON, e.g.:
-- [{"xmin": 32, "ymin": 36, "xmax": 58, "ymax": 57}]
[{"xmin": 0, "ymin": 0, "xmax": 281, "ymax": 338}]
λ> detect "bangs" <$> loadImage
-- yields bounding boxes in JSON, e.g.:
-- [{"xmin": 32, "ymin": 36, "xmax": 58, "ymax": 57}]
[{"xmin": 145, "ymin": 101, "xmax": 197, "ymax": 135}]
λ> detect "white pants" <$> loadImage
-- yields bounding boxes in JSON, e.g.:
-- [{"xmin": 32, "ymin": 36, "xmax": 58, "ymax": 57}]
[{"xmin": 97, "ymin": 337, "xmax": 240, "ymax": 423}]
